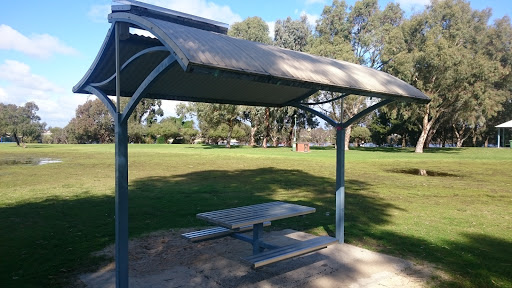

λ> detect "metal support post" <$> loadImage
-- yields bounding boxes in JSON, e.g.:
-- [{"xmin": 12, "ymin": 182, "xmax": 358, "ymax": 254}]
[
  {"xmin": 115, "ymin": 115, "xmax": 129, "ymax": 288},
  {"xmin": 115, "ymin": 21, "xmax": 129, "ymax": 288},
  {"xmin": 252, "ymin": 223, "xmax": 264, "ymax": 254},
  {"xmin": 335, "ymin": 125, "xmax": 345, "ymax": 243}
]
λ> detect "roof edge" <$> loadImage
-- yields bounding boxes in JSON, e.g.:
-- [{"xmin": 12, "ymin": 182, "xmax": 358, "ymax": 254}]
[{"xmin": 112, "ymin": 0, "xmax": 228, "ymax": 34}]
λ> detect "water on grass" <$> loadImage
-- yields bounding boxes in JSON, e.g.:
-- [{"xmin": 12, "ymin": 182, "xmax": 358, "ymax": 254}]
[{"xmin": 0, "ymin": 158, "xmax": 62, "ymax": 166}]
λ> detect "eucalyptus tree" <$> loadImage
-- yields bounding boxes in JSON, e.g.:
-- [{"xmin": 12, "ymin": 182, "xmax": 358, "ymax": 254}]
[
  {"xmin": 273, "ymin": 15, "xmax": 318, "ymax": 147},
  {"xmin": 181, "ymin": 102, "xmax": 244, "ymax": 148},
  {"xmin": 66, "ymin": 98, "xmax": 114, "ymax": 144},
  {"xmin": 383, "ymin": 0, "xmax": 510, "ymax": 152},
  {"xmin": 0, "ymin": 102, "xmax": 45, "ymax": 146},
  {"xmin": 308, "ymin": 0, "xmax": 403, "ymax": 149},
  {"xmin": 228, "ymin": 16, "xmax": 273, "ymax": 147},
  {"xmin": 228, "ymin": 16, "xmax": 272, "ymax": 44}
]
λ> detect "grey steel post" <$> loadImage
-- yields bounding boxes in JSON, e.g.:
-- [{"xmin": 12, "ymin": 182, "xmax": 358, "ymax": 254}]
[
  {"xmin": 115, "ymin": 115, "xmax": 129, "ymax": 288},
  {"xmin": 335, "ymin": 125, "xmax": 345, "ymax": 243},
  {"xmin": 115, "ymin": 21, "xmax": 129, "ymax": 288}
]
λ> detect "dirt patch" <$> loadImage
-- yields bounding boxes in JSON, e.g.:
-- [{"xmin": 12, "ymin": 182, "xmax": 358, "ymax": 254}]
[{"xmin": 76, "ymin": 229, "xmax": 439, "ymax": 287}]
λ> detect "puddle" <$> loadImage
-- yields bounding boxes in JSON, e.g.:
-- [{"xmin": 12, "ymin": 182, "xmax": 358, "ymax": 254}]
[
  {"xmin": 0, "ymin": 158, "xmax": 62, "ymax": 166},
  {"xmin": 394, "ymin": 169, "xmax": 458, "ymax": 177},
  {"xmin": 38, "ymin": 158, "xmax": 62, "ymax": 165}
]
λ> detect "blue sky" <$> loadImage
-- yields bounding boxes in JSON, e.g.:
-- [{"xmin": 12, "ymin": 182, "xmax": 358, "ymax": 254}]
[{"xmin": 0, "ymin": 0, "xmax": 510, "ymax": 128}]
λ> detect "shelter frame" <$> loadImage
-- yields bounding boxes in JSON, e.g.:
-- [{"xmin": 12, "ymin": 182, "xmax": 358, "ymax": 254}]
[{"xmin": 73, "ymin": 2, "xmax": 429, "ymax": 287}]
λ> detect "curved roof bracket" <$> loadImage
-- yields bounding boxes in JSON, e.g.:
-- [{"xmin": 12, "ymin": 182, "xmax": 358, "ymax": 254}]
[
  {"xmin": 109, "ymin": 14, "xmax": 190, "ymax": 71},
  {"xmin": 343, "ymin": 99, "xmax": 394, "ymax": 128},
  {"xmin": 120, "ymin": 54, "xmax": 177, "ymax": 124},
  {"xmin": 84, "ymin": 86, "xmax": 117, "ymax": 117},
  {"xmin": 294, "ymin": 98, "xmax": 395, "ymax": 129},
  {"xmin": 300, "ymin": 93, "xmax": 348, "ymax": 106},
  {"xmin": 90, "ymin": 46, "xmax": 169, "ymax": 88},
  {"xmin": 293, "ymin": 103, "xmax": 338, "ymax": 127}
]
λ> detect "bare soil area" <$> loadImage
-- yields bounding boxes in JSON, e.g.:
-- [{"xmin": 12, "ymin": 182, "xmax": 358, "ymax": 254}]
[{"xmin": 76, "ymin": 229, "xmax": 438, "ymax": 287}]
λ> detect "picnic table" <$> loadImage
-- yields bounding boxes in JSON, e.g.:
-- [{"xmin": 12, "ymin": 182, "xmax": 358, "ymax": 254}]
[{"xmin": 182, "ymin": 201, "xmax": 337, "ymax": 268}]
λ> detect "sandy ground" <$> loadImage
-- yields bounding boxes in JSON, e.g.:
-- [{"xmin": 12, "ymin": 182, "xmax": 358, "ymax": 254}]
[{"xmin": 76, "ymin": 229, "xmax": 438, "ymax": 287}]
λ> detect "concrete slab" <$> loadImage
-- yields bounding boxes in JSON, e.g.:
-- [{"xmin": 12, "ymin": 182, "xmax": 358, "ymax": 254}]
[{"xmin": 77, "ymin": 229, "xmax": 436, "ymax": 287}]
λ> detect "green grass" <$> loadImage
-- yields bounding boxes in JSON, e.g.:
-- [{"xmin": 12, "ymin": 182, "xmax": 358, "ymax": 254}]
[{"xmin": 0, "ymin": 144, "xmax": 511, "ymax": 287}]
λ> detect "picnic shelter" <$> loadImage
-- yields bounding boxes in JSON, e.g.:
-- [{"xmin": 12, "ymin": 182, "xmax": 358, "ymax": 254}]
[{"xmin": 73, "ymin": 1, "xmax": 430, "ymax": 287}]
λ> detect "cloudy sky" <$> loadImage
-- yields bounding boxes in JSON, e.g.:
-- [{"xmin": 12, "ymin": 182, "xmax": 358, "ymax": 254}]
[{"xmin": 0, "ymin": 0, "xmax": 510, "ymax": 128}]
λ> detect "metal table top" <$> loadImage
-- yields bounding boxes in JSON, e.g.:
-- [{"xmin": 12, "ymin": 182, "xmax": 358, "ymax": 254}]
[{"xmin": 197, "ymin": 201, "xmax": 315, "ymax": 229}]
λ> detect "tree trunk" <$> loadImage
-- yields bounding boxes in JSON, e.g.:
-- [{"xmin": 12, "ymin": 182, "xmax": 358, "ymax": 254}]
[
  {"xmin": 249, "ymin": 126, "xmax": 257, "ymax": 146},
  {"xmin": 263, "ymin": 108, "xmax": 270, "ymax": 148},
  {"xmin": 484, "ymin": 137, "xmax": 489, "ymax": 148},
  {"xmin": 415, "ymin": 104, "xmax": 432, "ymax": 153},
  {"xmin": 401, "ymin": 133, "xmax": 407, "ymax": 148},
  {"xmin": 288, "ymin": 126, "xmax": 293, "ymax": 147},
  {"xmin": 344, "ymin": 125, "xmax": 352, "ymax": 151},
  {"xmin": 226, "ymin": 119, "xmax": 233, "ymax": 148},
  {"xmin": 13, "ymin": 132, "xmax": 20, "ymax": 146}
]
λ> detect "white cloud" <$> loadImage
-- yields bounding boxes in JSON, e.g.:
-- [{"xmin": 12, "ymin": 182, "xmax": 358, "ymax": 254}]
[
  {"xmin": 160, "ymin": 100, "xmax": 183, "ymax": 118},
  {"xmin": 88, "ymin": 4, "xmax": 111, "ymax": 23},
  {"xmin": 139, "ymin": 0, "xmax": 242, "ymax": 25},
  {"xmin": 0, "ymin": 87, "xmax": 7, "ymax": 102},
  {"xmin": 0, "ymin": 24, "xmax": 78, "ymax": 59},
  {"xmin": 266, "ymin": 21, "xmax": 276, "ymax": 41},
  {"xmin": 0, "ymin": 60, "xmax": 87, "ymax": 127},
  {"xmin": 300, "ymin": 11, "xmax": 320, "ymax": 27},
  {"xmin": 0, "ymin": 60, "xmax": 63, "ymax": 93},
  {"xmin": 393, "ymin": 0, "xmax": 430, "ymax": 12}
]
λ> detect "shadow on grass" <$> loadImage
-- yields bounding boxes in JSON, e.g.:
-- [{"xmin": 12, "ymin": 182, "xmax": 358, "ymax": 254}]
[
  {"xmin": 1, "ymin": 167, "xmax": 509, "ymax": 287},
  {"xmin": 183, "ymin": 144, "xmax": 245, "ymax": 149},
  {"xmin": 372, "ymin": 231, "xmax": 512, "ymax": 287},
  {"xmin": 352, "ymin": 147, "xmax": 465, "ymax": 154}
]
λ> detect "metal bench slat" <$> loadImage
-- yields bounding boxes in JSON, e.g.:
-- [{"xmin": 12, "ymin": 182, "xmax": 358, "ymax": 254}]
[
  {"xmin": 243, "ymin": 236, "xmax": 337, "ymax": 268},
  {"xmin": 182, "ymin": 222, "xmax": 271, "ymax": 242}
]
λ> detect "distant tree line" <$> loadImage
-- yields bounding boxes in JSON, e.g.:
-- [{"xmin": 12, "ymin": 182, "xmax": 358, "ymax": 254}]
[
  {"xmin": 1, "ymin": 0, "xmax": 510, "ymax": 150},
  {"xmin": 178, "ymin": 0, "xmax": 511, "ymax": 151}
]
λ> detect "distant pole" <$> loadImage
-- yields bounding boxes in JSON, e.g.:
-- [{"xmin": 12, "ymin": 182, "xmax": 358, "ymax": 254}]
[
  {"xmin": 497, "ymin": 128, "xmax": 500, "ymax": 148},
  {"xmin": 293, "ymin": 114, "xmax": 297, "ymax": 151}
]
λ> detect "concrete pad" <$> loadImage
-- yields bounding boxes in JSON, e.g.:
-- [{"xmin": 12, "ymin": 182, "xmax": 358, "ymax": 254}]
[{"xmin": 77, "ymin": 229, "xmax": 436, "ymax": 287}]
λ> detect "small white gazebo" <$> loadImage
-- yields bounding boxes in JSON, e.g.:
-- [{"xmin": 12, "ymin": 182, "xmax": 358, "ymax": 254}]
[{"xmin": 496, "ymin": 120, "xmax": 512, "ymax": 148}]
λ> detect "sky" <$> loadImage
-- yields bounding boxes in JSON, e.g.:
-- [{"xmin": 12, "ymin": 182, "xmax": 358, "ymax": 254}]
[{"xmin": 0, "ymin": 0, "xmax": 510, "ymax": 128}]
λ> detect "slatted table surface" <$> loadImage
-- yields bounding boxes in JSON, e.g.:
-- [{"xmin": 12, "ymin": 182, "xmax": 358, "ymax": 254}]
[{"xmin": 197, "ymin": 201, "xmax": 315, "ymax": 229}]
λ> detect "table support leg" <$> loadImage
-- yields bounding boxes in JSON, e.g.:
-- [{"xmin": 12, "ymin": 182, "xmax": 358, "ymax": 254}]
[{"xmin": 252, "ymin": 223, "xmax": 264, "ymax": 254}]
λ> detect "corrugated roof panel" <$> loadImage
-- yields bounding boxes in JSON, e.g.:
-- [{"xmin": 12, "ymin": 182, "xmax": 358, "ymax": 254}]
[
  {"xmin": 143, "ymin": 15, "xmax": 427, "ymax": 100},
  {"xmin": 74, "ymin": 10, "xmax": 429, "ymax": 105}
]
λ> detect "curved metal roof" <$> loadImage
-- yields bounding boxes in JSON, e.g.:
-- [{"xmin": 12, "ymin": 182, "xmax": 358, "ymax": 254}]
[{"xmin": 73, "ymin": 3, "xmax": 429, "ymax": 107}]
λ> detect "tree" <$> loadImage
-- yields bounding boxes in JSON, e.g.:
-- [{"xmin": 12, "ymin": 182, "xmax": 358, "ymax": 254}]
[
  {"xmin": 0, "ymin": 102, "xmax": 45, "ymax": 146},
  {"xmin": 149, "ymin": 116, "xmax": 198, "ymax": 144},
  {"xmin": 350, "ymin": 126, "xmax": 371, "ymax": 146},
  {"xmin": 309, "ymin": 0, "xmax": 403, "ymax": 150},
  {"xmin": 383, "ymin": 0, "xmax": 510, "ymax": 152},
  {"xmin": 274, "ymin": 15, "xmax": 311, "ymax": 52},
  {"xmin": 66, "ymin": 98, "xmax": 114, "ymax": 144},
  {"xmin": 273, "ymin": 15, "xmax": 318, "ymax": 147},
  {"xmin": 181, "ymin": 102, "xmax": 245, "ymax": 148},
  {"xmin": 228, "ymin": 16, "xmax": 272, "ymax": 44}
]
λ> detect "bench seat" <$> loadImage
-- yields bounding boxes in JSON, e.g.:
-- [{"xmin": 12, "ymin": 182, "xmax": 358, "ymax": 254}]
[
  {"xmin": 182, "ymin": 222, "xmax": 271, "ymax": 242},
  {"xmin": 243, "ymin": 236, "xmax": 337, "ymax": 268}
]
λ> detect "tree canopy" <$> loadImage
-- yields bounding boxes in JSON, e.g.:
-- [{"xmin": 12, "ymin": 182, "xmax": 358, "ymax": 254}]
[{"xmin": 0, "ymin": 102, "xmax": 45, "ymax": 146}]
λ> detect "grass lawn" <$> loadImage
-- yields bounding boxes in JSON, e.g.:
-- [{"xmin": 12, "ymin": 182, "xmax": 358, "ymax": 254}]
[{"xmin": 0, "ymin": 143, "xmax": 511, "ymax": 287}]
